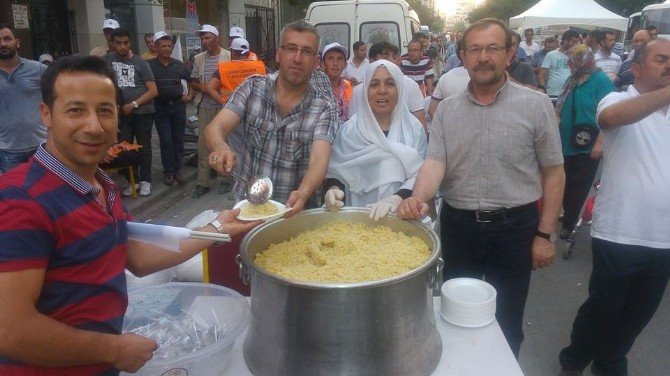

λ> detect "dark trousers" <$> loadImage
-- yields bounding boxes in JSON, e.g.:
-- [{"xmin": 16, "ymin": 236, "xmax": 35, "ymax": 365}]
[
  {"xmin": 119, "ymin": 112, "xmax": 153, "ymax": 183},
  {"xmin": 440, "ymin": 203, "xmax": 538, "ymax": 358},
  {"xmin": 154, "ymin": 100, "xmax": 186, "ymax": 174},
  {"xmin": 562, "ymin": 153, "xmax": 599, "ymax": 231},
  {"xmin": 559, "ymin": 238, "xmax": 670, "ymax": 375}
]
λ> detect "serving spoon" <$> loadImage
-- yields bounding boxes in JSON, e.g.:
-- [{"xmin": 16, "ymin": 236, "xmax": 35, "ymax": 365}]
[{"xmin": 230, "ymin": 171, "xmax": 273, "ymax": 205}]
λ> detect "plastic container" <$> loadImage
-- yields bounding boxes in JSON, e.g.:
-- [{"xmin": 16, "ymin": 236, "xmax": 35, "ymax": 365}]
[{"xmin": 121, "ymin": 282, "xmax": 249, "ymax": 376}]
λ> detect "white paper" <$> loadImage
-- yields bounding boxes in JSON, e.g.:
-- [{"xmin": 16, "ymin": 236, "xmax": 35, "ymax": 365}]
[{"xmin": 127, "ymin": 222, "xmax": 190, "ymax": 252}]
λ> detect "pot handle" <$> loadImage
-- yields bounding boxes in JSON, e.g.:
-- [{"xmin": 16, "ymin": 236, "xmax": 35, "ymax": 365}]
[
  {"xmin": 429, "ymin": 258, "xmax": 445, "ymax": 290},
  {"xmin": 235, "ymin": 254, "xmax": 251, "ymax": 285}
]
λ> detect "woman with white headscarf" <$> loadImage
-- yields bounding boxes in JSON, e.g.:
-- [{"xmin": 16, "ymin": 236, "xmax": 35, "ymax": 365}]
[{"xmin": 325, "ymin": 60, "xmax": 427, "ymax": 220}]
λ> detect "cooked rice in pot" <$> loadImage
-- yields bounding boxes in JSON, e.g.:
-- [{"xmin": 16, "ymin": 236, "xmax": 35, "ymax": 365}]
[
  {"xmin": 253, "ymin": 222, "xmax": 430, "ymax": 283},
  {"xmin": 241, "ymin": 202, "xmax": 279, "ymax": 217}
]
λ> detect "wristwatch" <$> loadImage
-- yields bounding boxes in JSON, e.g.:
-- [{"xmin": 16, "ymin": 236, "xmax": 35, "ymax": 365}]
[
  {"xmin": 132, "ymin": 100, "xmax": 139, "ymax": 108},
  {"xmin": 209, "ymin": 219, "xmax": 224, "ymax": 233},
  {"xmin": 535, "ymin": 230, "xmax": 557, "ymax": 242}
]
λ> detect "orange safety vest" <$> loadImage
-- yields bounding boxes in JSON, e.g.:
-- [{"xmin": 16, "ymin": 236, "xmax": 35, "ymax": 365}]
[
  {"xmin": 343, "ymin": 79, "xmax": 352, "ymax": 105},
  {"xmin": 217, "ymin": 59, "xmax": 267, "ymax": 103}
]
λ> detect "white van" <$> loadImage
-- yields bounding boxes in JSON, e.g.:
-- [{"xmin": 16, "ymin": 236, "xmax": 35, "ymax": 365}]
[
  {"xmin": 305, "ymin": 0, "xmax": 423, "ymax": 57},
  {"xmin": 642, "ymin": 1, "xmax": 670, "ymax": 40}
]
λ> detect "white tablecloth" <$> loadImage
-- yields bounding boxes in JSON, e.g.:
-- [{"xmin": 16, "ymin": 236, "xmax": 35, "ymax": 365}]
[{"xmin": 224, "ymin": 297, "xmax": 524, "ymax": 376}]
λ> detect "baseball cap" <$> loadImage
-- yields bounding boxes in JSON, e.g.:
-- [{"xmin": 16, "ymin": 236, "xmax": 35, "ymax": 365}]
[
  {"xmin": 229, "ymin": 26, "xmax": 245, "ymax": 39},
  {"xmin": 230, "ymin": 38, "xmax": 250, "ymax": 54},
  {"xmin": 321, "ymin": 42, "xmax": 347, "ymax": 59},
  {"xmin": 103, "ymin": 19, "xmax": 120, "ymax": 30},
  {"xmin": 38, "ymin": 54, "xmax": 53, "ymax": 63},
  {"xmin": 197, "ymin": 24, "xmax": 219, "ymax": 37},
  {"xmin": 153, "ymin": 30, "xmax": 172, "ymax": 42}
]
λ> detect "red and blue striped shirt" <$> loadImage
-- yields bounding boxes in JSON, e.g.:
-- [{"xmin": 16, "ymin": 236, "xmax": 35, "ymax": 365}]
[{"xmin": 0, "ymin": 145, "xmax": 130, "ymax": 375}]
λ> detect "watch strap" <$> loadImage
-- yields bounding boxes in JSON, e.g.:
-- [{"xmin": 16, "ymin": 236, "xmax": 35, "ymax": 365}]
[
  {"xmin": 209, "ymin": 219, "xmax": 224, "ymax": 233},
  {"xmin": 535, "ymin": 230, "xmax": 556, "ymax": 242},
  {"xmin": 132, "ymin": 100, "xmax": 139, "ymax": 108}
]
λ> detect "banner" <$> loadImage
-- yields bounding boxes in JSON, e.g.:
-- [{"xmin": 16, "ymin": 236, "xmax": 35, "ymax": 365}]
[{"xmin": 186, "ymin": 0, "xmax": 199, "ymax": 34}]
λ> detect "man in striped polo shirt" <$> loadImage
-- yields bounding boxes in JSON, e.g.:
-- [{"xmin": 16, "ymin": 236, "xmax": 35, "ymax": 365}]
[
  {"xmin": 400, "ymin": 38, "xmax": 435, "ymax": 97},
  {"xmin": 0, "ymin": 55, "xmax": 258, "ymax": 375}
]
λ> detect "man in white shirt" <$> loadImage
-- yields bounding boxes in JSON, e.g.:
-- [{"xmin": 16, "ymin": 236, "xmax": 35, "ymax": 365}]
[
  {"xmin": 342, "ymin": 41, "xmax": 369, "ymax": 86},
  {"xmin": 520, "ymin": 28, "xmax": 540, "ymax": 58},
  {"xmin": 594, "ymin": 30, "xmax": 622, "ymax": 81},
  {"xmin": 428, "ymin": 66, "xmax": 469, "ymax": 119},
  {"xmin": 538, "ymin": 29, "xmax": 580, "ymax": 97},
  {"xmin": 348, "ymin": 41, "xmax": 427, "ymax": 130},
  {"xmin": 559, "ymin": 39, "xmax": 670, "ymax": 376}
]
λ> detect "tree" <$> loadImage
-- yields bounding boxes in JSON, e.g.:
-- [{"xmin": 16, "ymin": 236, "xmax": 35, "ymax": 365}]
[{"xmin": 407, "ymin": 0, "xmax": 445, "ymax": 31}]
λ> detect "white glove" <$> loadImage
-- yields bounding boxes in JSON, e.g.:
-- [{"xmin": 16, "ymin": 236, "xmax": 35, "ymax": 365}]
[
  {"xmin": 367, "ymin": 195, "xmax": 402, "ymax": 221},
  {"xmin": 324, "ymin": 188, "xmax": 344, "ymax": 211}
]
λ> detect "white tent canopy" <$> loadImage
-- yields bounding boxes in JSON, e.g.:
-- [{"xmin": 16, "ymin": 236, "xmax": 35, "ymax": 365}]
[{"xmin": 509, "ymin": 0, "xmax": 628, "ymax": 31}]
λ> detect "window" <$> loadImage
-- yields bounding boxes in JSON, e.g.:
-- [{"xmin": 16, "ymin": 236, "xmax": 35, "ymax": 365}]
[
  {"xmin": 360, "ymin": 22, "xmax": 400, "ymax": 52},
  {"xmin": 643, "ymin": 9, "xmax": 670, "ymax": 35},
  {"xmin": 315, "ymin": 23, "xmax": 350, "ymax": 57}
]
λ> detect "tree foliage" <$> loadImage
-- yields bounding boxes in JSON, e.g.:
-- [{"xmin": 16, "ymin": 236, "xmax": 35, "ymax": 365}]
[
  {"xmin": 407, "ymin": 0, "xmax": 445, "ymax": 31},
  {"xmin": 468, "ymin": 0, "xmax": 659, "ymax": 24}
]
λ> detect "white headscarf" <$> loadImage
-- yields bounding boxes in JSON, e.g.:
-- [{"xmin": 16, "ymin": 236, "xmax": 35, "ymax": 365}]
[{"xmin": 327, "ymin": 60, "xmax": 427, "ymax": 206}]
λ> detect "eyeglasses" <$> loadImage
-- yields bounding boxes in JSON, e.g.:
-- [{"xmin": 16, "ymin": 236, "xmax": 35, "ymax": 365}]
[
  {"xmin": 465, "ymin": 45, "xmax": 507, "ymax": 56},
  {"xmin": 280, "ymin": 44, "xmax": 317, "ymax": 58}
]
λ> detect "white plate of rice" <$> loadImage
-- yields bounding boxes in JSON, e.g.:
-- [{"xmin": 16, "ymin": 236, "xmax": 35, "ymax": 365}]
[{"xmin": 233, "ymin": 199, "xmax": 291, "ymax": 222}]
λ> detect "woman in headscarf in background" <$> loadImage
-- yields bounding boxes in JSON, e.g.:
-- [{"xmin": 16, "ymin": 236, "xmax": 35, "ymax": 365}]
[
  {"xmin": 324, "ymin": 60, "xmax": 427, "ymax": 220},
  {"xmin": 555, "ymin": 44, "xmax": 614, "ymax": 240}
]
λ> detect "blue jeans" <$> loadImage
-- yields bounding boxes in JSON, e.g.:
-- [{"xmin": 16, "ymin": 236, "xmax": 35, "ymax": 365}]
[
  {"xmin": 440, "ymin": 202, "xmax": 538, "ymax": 358},
  {"xmin": 154, "ymin": 100, "xmax": 186, "ymax": 174},
  {"xmin": 119, "ymin": 112, "xmax": 153, "ymax": 182},
  {"xmin": 0, "ymin": 148, "xmax": 37, "ymax": 173},
  {"xmin": 559, "ymin": 238, "xmax": 670, "ymax": 375}
]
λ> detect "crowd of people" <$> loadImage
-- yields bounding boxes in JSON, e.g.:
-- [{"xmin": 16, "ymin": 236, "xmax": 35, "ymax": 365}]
[{"xmin": 0, "ymin": 15, "xmax": 669, "ymax": 376}]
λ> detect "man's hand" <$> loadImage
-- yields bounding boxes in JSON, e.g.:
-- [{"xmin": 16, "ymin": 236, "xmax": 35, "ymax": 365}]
[
  {"xmin": 111, "ymin": 333, "xmax": 157, "ymax": 373},
  {"xmin": 531, "ymin": 236, "xmax": 555, "ymax": 270},
  {"xmin": 590, "ymin": 135, "xmax": 603, "ymax": 159},
  {"xmin": 208, "ymin": 147, "xmax": 237, "ymax": 175},
  {"xmin": 121, "ymin": 103, "xmax": 134, "ymax": 116},
  {"xmin": 216, "ymin": 209, "xmax": 262, "ymax": 234},
  {"xmin": 284, "ymin": 190, "xmax": 309, "ymax": 218},
  {"xmin": 181, "ymin": 93, "xmax": 193, "ymax": 103},
  {"xmin": 396, "ymin": 197, "xmax": 429, "ymax": 220}
]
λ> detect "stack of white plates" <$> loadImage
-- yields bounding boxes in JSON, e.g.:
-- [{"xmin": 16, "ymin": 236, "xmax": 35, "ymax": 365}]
[{"xmin": 440, "ymin": 278, "xmax": 497, "ymax": 328}]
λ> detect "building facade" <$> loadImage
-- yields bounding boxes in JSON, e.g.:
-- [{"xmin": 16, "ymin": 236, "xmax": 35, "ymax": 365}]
[{"xmin": 0, "ymin": 0, "xmax": 286, "ymax": 68}]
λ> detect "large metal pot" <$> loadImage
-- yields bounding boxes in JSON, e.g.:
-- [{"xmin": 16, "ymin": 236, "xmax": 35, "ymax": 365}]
[{"xmin": 238, "ymin": 208, "xmax": 442, "ymax": 376}]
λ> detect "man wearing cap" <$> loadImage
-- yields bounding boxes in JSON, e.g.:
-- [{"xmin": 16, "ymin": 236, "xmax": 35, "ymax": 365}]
[
  {"xmin": 38, "ymin": 54, "xmax": 53, "ymax": 66},
  {"xmin": 321, "ymin": 42, "xmax": 352, "ymax": 121},
  {"xmin": 205, "ymin": 38, "xmax": 266, "ymax": 105},
  {"xmin": 342, "ymin": 41, "xmax": 369, "ymax": 86},
  {"xmin": 229, "ymin": 27, "xmax": 259, "ymax": 62},
  {"xmin": 0, "ymin": 24, "xmax": 47, "ymax": 174},
  {"xmin": 90, "ymin": 18, "xmax": 120, "ymax": 57},
  {"xmin": 190, "ymin": 24, "xmax": 232, "ymax": 198},
  {"xmin": 148, "ymin": 31, "xmax": 193, "ymax": 187},
  {"xmin": 105, "ymin": 28, "xmax": 158, "ymax": 196}
]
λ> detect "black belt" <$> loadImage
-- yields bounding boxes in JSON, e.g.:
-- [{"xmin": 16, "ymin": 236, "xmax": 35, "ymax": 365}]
[
  {"xmin": 447, "ymin": 202, "xmax": 536, "ymax": 223},
  {"xmin": 155, "ymin": 98, "xmax": 182, "ymax": 106}
]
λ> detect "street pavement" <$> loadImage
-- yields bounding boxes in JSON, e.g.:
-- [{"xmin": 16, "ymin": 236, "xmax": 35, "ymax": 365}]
[{"xmin": 119, "ymin": 139, "xmax": 670, "ymax": 375}]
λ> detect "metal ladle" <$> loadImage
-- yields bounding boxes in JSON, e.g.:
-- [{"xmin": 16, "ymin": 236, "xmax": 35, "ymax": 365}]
[{"xmin": 230, "ymin": 171, "xmax": 273, "ymax": 205}]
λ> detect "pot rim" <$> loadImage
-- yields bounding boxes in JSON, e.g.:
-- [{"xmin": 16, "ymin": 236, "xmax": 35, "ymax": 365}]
[{"xmin": 239, "ymin": 207, "xmax": 441, "ymax": 289}]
